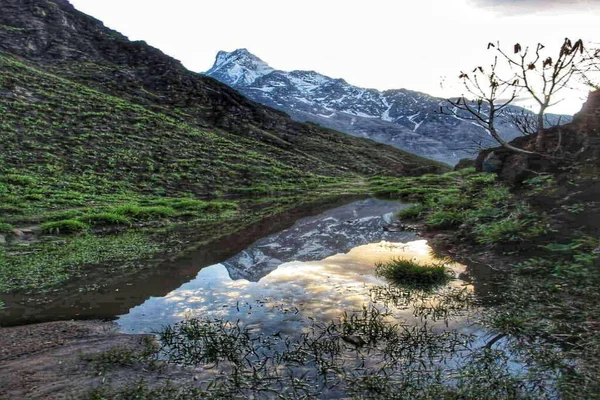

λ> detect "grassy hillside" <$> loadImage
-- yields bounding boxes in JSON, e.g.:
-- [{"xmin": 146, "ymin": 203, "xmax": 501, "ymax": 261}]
[
  {"xmin": 0, "ymin": 53, "xmax": 339, "ymax": 206},
  {"xmin": 0, "ymin": 0, "xmax": 443, "ymax": 300}
]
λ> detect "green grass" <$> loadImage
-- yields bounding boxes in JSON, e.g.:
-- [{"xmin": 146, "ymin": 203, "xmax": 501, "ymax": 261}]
[
  {"xmin": 425, "ymin": 210, "xmax": 466, "ymax": 230},
  {"xmin": 397, "ymin": 204, "xmax": 426, "ymax": 220},
  {"xmin": 77, "ymin": 212, "xmax": 132, "ymax": 226},
  {"xmin": 110, "ymin": 204, "xmax": 175, "ymax": 220},
  {"xmin": 375, "ymin": 258, "xmax": 451, "ymax": 287},
  {"xmin": 40, "ymin": 219, "xmax": 89, "ymax": 234},
  {"xmin": 0, "ymin": 51, "xmax": 443, "ymax": 225},
  {"xmin": 371, "ymin": 167, "xmax": 600, "ymax": 398},
  {"xmin": 0, "ymin": 222, "xmax": 14, "ymax": 234},
  {"xmin": 0, "ymin": 232, "xmax": 160, "ymax": 292}
]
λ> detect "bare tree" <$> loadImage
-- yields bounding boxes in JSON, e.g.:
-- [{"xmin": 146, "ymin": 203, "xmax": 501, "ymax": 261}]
[
  {"xmin": 502, "ymin": 109, "xmax": 566, "ymax": 136},
  {"xmin": 442, "ymin": 56, "xmax": 535, "ymax": 155},
  {"xmin": 497, "ymin": 38, "xmax": 586, "ymax": 150},
  {"xmin": 444, "ymin": 38, "xmax": 588, "ymax": 156},
  {"xmin": 580, "ymin": 45, "xmax": 600, "ymax": 90}
]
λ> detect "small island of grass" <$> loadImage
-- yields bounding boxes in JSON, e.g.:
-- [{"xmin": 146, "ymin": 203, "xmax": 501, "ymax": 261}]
[{"xmin": 375, "ymin": 258, "xmax": 452, "ymax": 287}]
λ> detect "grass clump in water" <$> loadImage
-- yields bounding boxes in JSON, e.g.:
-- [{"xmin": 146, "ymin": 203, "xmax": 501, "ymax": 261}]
[{"xmin": 375, "ymin": 258, "xmax": 451, "ymax": 287}]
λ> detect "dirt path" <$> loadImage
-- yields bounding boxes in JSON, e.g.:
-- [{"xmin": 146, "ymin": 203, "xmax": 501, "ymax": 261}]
[{"xmin": 0, "ymin": 320, "xmax": 194, "ymax": 400}]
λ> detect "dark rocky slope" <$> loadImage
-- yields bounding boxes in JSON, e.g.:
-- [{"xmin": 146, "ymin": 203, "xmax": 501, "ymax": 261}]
[
  {"xmin": 0, "ymin": 0, "xmax": 447, "ymax": 195},
  {"xmin": 477, "ymin": 90, "xmax": 600, "ymax": 234}
]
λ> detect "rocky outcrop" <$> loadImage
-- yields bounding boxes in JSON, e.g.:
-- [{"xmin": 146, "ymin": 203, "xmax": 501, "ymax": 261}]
[
  {"xmin": 454, "ymin": 158, "xmax": 476, "ymax": 171},
  {"xmin": 475, "ymin": 90, "xmax": 600, "ymax": 183},
  {"xmin": 475, "ymin": 90, "xmax": 600, "ymax": 234}
]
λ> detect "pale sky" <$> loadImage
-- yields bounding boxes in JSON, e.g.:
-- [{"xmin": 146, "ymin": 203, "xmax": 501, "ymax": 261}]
[{"xmin": 69, "ymin": 0, "xmax": 599, "ymax": 114}]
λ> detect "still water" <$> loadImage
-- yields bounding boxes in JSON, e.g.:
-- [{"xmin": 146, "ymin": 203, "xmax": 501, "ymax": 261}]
[{"xmin": 116, "ymin": 198, "xmax": 481, "ymax": 342}]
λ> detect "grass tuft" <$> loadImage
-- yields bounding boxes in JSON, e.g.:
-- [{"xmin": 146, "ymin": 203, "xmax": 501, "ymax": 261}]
[
  {"xmin": 375, "ymin": 258, "xmax": 452, "ymax": 287},
  {"xmin": 112, "ymin": 204, "xmax": 175, "ymax": 220},
  {"xmin": 78, "ymin": 212, "xmax": 131, "ymax": 226},
  {"xmin": 397, "ymin": 204, "xmax": 426, "ymax": 220},
  {"xmin": 0, "ymin": 222, "xmax": 14, "ymax": 234},
  {"xmin": 40, "ymin": 219, "xmax": 89, "ymax": 234}
]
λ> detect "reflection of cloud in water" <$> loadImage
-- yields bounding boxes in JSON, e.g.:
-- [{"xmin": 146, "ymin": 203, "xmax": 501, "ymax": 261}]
[
  {"xmin": 221, "ymin": 198, "xmax": 416, "ymax": 282},
  {"xmin": 117, "ymin": 240, "xmax": 475, "ymax": 339}
]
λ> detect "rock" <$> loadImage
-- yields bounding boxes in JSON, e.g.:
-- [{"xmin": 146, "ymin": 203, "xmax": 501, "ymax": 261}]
[
  {"xmin": 454, "ymin": 158, "xmax": 476, "ymax": 171},
  {"xmin": 482, "ymin": 151, "xmax": 503, "ymax": 173},
  {"xmin": 383, "ymin": 221, "xmax": 404, "ymax": 232},
  {"xmin": 341, "ymin": 335, "xmax": 366, "ymax": 347}
]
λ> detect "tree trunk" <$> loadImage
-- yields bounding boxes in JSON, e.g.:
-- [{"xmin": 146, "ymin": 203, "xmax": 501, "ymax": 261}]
[{"xmin": 535, "ymin": 106, "xmax": 547, "ymax": 151}]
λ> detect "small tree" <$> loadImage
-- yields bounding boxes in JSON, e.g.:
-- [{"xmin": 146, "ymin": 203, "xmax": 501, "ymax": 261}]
[
  {"xmin": 444, "ymin": 38, "xmax": 588, "ymax": 155},
  {"xmin": 443, "ymin": 56, "xmax": 534, "ymax": 155},
  {"xmin": 580, "ymin": 45, "xmax": 600, "ymax": 90},
  {"xmin": 497, "ymin": 38, "xmax": 586, "ymax": 150}
]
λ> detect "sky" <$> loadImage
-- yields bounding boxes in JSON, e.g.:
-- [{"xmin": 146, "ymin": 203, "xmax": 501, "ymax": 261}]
[{"xmin": 69, "ymin": 0, "xmax": 599, "ymax": 114}]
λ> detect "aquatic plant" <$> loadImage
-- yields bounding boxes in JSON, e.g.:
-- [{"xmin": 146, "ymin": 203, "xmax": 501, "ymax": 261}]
[{"xmin": 375, "ymin": 258, "xmax": 452, "ymax": 287}]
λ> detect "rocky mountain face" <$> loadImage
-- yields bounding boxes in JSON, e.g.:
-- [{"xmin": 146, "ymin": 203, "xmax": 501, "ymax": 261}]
[
  {"xmin": 206, "ymin": 49, "xmax": 570, "ymax": 165},
  {"xmin": 222, "ymin": 199, "xmax": 416, "ymax": 282},
  {"xmin": 0, "ymin": 0, "xmax": 448, "ymax": 190}
]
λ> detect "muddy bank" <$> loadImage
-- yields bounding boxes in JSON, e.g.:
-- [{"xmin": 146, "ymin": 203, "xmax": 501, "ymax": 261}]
[{"xmin": 0, "ymin": 320, "xmax": 197, "ymax": 400}]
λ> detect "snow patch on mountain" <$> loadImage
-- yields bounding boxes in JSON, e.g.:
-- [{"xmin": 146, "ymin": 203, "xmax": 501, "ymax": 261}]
[{"xmin": 205, "ymin": 49, "xmax": 570, "ymax": 165}]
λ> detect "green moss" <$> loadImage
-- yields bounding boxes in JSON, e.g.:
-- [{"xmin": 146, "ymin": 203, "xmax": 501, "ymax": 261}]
[{"xmin": 112, "ymin": 204, "xmax": 175, "ymax": 220}]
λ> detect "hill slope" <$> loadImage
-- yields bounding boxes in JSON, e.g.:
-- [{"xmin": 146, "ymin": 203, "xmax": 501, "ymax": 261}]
[
  {"xmin": 206, "ymin": 48, "xmax": 570, "ymax": 165},
  {"xmin": 0, "ymin": 0, "xmax": 447, "ymax": 204}
]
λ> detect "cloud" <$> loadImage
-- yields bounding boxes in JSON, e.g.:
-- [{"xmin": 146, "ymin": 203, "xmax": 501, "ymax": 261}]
[{"xmin": 468, "ymin": 0, "xmax": 600, "ymax": 15}]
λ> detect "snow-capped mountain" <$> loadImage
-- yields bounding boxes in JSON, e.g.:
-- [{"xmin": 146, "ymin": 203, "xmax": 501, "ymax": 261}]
[
  {"xmin": 221, "ymin": 199, "xmax": 416, "ymax": 282},
  {"xmin": 206, "ymin": 49, "xmax": 568, "ymax": 165}
]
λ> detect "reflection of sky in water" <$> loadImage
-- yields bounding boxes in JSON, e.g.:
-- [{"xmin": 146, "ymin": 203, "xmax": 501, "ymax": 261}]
[
  {"xmin": 117, "ymin": 240, "xmax": 486, "ymax": 344},
  {"xmin": 221, "ymin": 198, "xmax": 417, "ymax": 281}
]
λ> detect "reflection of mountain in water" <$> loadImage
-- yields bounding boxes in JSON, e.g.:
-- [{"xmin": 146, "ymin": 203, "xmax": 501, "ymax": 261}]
[{"xmin": 222, "ymin": 199, "xmax": 416, "ymax": 282}]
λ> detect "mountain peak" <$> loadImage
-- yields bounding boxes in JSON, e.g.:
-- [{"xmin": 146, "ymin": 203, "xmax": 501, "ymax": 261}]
[{"xmin": 208, "ymin": 48, "xmax": 274, "ymax": 86}]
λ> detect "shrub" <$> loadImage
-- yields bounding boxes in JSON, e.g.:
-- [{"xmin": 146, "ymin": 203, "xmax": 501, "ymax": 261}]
[
  {"xmin": 375, "ymin": 258, "xmax": 451, "ymax": 287},
  {"xmin": 40, "ymin": 219, "xmax": 89, "ymax": 234}
]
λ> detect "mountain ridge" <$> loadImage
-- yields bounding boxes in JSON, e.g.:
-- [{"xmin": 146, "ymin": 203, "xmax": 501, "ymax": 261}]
[{"xmin": 206, "ymin": 48, "xmax": 570, "ymax": 165}]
